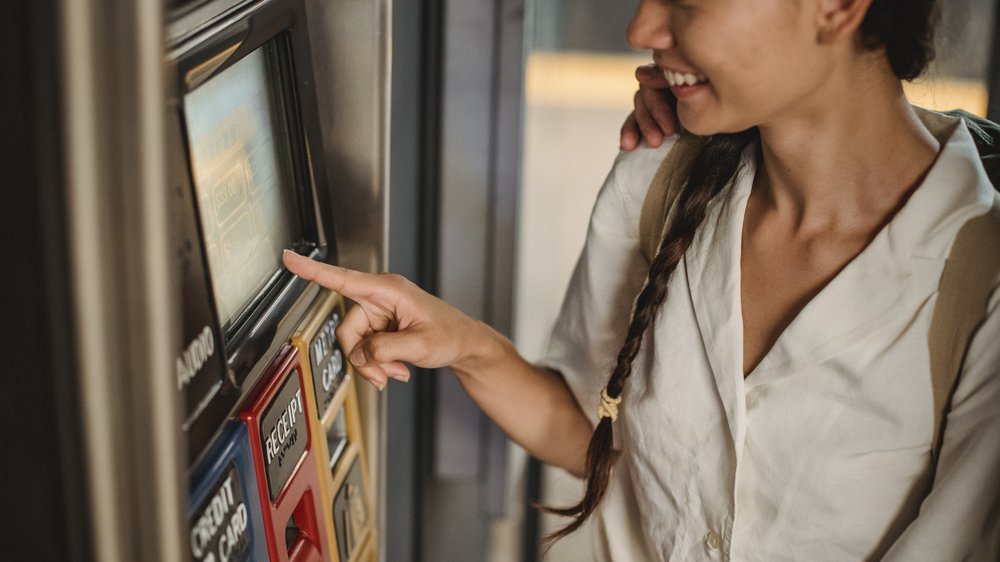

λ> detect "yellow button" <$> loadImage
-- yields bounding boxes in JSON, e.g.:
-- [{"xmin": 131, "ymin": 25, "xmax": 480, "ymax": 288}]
[{"xmin": 705, "ymin": 531, "xmax": 722, "ymax": 551}]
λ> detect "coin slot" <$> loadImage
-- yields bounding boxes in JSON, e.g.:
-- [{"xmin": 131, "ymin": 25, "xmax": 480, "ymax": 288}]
[
  {"xmin": 327, "ymin": 408, "xmax": 349, "ymax": 471},
  {"xmin": 284, "ymin": 513, "xmax": 300, "ymax": 553},
  {"xmin": 284, "ymin": 490, "xmax": 320, "ymax": 557}
]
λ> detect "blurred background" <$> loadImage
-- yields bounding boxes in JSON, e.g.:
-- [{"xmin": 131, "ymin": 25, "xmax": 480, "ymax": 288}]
[{"xmin": 4, "ymin": 0, "xmax": 999, "ymax": 560}]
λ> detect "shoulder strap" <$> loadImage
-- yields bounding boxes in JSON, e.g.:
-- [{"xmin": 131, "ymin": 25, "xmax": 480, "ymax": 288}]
[
  {"xmin": 928, "ymin": 193, "xmax": 1000, "ymax": 461},
  {"xmin": 638, "ymin": 134, "xmax": 707, "ymax": 263}
]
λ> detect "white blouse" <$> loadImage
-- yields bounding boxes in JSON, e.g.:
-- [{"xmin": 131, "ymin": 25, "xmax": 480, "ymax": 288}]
[{"xmin": 541, "ymin": 109, "xmax": 1000, "ymax": 561}]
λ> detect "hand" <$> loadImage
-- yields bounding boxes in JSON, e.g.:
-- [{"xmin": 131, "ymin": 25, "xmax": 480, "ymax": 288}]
[
  {"xmin": 283, "ymin": 250, "xmax": 484, "ymax": 391},
  {"xmin": 620, "ymin": 63, "xmax": 678, "ymax": 151}
]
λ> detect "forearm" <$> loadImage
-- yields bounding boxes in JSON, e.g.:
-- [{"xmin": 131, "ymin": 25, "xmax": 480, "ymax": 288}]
[
  {"xmin": 280, "ymin": 252, "xmax": 594, "ymax": 473},
  {"xmin": 452, "ymin": 321, "xmax": 593, "ymax": 477}
]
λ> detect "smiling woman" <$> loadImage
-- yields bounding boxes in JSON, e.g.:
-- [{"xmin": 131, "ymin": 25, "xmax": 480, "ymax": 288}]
[{"xmin": 285, "ymin": 0, "xmax": 1000, "ymax": 560}]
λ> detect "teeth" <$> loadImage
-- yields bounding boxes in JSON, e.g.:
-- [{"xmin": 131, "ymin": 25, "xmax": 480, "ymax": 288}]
[
  {"xmin": 664, "ymin": 70, "xmax": 675, "ymax": 86},
  {"xmin": 662, "ymin": 68, "xmax": 707, "ymax": 87}
]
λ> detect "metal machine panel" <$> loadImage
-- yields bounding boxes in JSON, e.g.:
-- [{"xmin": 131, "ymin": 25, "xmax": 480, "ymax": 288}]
[{"xmin": 188, "ymin": 423, "xmax": 270, "ymax": 562}]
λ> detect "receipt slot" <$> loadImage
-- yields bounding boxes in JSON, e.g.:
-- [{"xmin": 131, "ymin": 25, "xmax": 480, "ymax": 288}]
[
  {"xmin": 291, "ymin": 293, "xmax": 376, "ymax": 562},
  {"xmin": 240, "ymin": 346, "xmax": 329, "ymax": 562},
  {"xmin": 188, "ymin": 423, "xmax": 269, "ymax": 562}
]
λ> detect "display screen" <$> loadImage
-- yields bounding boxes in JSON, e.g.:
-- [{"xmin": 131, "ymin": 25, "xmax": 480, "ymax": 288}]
[{"xmin": 184, "ymin": 41, "xmax": 301, "ymax": 328}]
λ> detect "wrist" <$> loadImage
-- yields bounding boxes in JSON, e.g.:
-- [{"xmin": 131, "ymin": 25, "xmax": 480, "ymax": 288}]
[{"xmin": 451, "ymin": 320, "xmax": 515, "ymax": 377}]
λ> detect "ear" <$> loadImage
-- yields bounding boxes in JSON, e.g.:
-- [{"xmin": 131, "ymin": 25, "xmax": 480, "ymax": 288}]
[{"xmin": 815, "ymin": 0, "xmax": 874, "ymax": 44}]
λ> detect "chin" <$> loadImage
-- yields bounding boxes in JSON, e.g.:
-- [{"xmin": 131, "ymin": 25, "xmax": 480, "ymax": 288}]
[
  {"xmin": 678, "ymin": 107, "xmax": 753, "ymax": 137},
  {"xmin": 678, "ymin": 115, "xmax": 720, "ymax": 137},
  {"xmin": 677, "ymin": 104, "xmax": 717, "ymax": 136}
]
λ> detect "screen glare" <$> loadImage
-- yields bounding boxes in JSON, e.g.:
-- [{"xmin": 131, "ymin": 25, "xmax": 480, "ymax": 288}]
[{"xmin": 184, "ymin": 45, "xmax": 298, "ymax": 327}]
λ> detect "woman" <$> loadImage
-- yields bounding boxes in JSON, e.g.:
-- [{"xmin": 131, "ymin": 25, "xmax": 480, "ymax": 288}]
[{"xmin": 285, "ymin": 0, "xmax": 1000, "ymax": 558}]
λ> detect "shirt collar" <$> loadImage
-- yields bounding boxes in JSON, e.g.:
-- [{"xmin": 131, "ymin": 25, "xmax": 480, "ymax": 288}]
[
  {"xmin": 683, "ymin": 107, "xmax": 995, "ymax": 401},
  {"xmin": 889, "ymin": 107, "xmax": 996, "ymax": 260}
]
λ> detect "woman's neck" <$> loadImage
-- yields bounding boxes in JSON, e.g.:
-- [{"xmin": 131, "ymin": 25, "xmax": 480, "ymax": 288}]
[{"xmin": 754, "ymin": 61, "xmax": 940, "ymax": 237}]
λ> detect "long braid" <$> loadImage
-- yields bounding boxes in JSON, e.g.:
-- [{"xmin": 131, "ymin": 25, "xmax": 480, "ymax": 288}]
[{"xmin": 541, "ymin": 129, "xmax": 760, "ymax": 542}]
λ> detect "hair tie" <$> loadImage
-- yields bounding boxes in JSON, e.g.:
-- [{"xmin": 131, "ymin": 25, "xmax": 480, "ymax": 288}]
[{"xmin": 597, "ymin": 388, "xmax": 622, "ymax": 422}]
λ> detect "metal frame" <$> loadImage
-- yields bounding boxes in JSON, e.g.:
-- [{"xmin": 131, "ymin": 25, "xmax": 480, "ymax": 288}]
[
  {"xmin": 2, "ymin": 0, "xmax": 93, "ymax": 559},
  {"xmin": 300, "ymin": 0, "xmax": 392, "ymax": 557},
  {"xmin": 384, "ymin": 0, "xmax": 436, "ymax": 559},
  {"xmin": 61, "ymin": 0, "xmax": 186, "ymax": 560}
]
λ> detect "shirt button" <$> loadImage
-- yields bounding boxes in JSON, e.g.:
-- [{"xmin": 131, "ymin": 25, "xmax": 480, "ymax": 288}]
[{"xmin": 705, "ymin": 530, "xmax": 722, "ymax": 551}]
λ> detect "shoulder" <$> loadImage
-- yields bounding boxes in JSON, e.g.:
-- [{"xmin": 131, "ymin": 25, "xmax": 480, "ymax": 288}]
[
  {"xmin": 608, "ymin": 137, "xmax": 678, "ymax": 200},
  {"xmin": 595, "ymin": 137, "xmax": 680, "ymax": 231},
  {"xmin": 895, "ymin": 108, "xmax": 997, "ymax": 260}
]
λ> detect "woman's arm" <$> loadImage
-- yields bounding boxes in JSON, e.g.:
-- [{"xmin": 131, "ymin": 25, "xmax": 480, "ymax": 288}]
[
  {"xmin": 282, "ymin": 251, "xmax": 593, "ymax": 477},
  {"xmin": 881, "ymin": 285, "xmax": 1000, "ymax": 560}
]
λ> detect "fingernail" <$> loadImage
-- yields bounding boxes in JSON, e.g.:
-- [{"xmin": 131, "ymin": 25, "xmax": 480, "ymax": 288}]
[
  {"xmin": 350, "ymin": 348, "xmax": 366, "ymax": 366},
  {"xmin": 389, "ymin": 373, "xmax": 409, "ymax": 382},
  {"xmin": 376, "ymin": 382, "xmax": 385, "ymax": 391}
]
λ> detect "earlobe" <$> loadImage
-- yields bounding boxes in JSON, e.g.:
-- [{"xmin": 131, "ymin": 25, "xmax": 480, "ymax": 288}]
[{"xmin": 815, "ymin": 0, "xmax": 874, "ymax": 44}]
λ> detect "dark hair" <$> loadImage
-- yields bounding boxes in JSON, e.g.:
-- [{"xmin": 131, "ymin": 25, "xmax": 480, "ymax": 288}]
[
  {"xmin": 542, "ymin": 0, "xmax": 939, "ymax": 543},
  {"xmin": 860, "ymin": 0, "xmax": 939, "ymax": 81}
]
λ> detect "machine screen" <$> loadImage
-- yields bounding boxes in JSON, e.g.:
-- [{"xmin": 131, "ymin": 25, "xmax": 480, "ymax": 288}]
[{"xmin": 184, "ymin": 41, "xmax": 301, "ymax": 328}]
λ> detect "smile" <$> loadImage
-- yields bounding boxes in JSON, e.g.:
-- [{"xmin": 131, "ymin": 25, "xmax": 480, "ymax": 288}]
[{"xmin": 662, "ymin": 68, "xmax": 708, "ymax": 87}]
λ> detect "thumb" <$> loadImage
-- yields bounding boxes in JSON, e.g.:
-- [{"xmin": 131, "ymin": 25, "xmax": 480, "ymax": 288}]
[
  {"xmin": 636, "ymin": 63, "xmax": 668, "ymax": 88},
  {"xmin": 349, "ymin": 330, "xmax": 432, "ymax": 369}
]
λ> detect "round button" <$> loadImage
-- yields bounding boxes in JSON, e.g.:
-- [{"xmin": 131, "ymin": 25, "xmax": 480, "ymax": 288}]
[{"xmin": 705, "ymin": 531, "xmax": 722, "ymax": 551}]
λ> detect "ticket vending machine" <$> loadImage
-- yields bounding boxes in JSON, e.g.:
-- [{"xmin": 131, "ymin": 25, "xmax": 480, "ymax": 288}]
[{"xmin": 166, "ymin": 0, "xmax": 380, "ymax": 559}]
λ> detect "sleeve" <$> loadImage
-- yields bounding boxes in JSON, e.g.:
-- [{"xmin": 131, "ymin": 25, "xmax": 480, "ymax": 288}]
[
  {"xmin": 882, "ymin": 281, "xmax": 1000, "ymax": 560},
  {"xmin": 538, "ymin": 146, "xmax": 668, "ymax": 426}
]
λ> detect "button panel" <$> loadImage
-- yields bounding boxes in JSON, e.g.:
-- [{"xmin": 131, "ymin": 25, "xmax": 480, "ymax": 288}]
[{"xmin": 310, "ymin": 309, "xmax": 346, "ymax": 416}]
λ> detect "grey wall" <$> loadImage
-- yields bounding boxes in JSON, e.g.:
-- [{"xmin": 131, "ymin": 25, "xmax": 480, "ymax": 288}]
[
  {"xmin": 532, "ymin": 0, "xmax": 639, "ymax": 53},
  {"xmin": 936, "ymin": 0, "xmax": 998, "ymax": 80}
]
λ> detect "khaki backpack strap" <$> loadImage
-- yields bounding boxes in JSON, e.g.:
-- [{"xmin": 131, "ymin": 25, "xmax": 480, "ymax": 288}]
[
  {"xmin": 638, "ymin": 134, "xmax": 707, "ymax": 263},
  {"xmin": 928, "ymin": 193, "xmax": 1000, "ymax": 461}
]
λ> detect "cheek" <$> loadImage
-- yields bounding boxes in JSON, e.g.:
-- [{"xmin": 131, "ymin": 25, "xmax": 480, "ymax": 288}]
[
  {"xmin": 672, "ymin": 5, "xmax": 826, "ymax": 133},
  {"xmin": 694, "ymin": 26, "xmax": 824, "ymax": 125}
]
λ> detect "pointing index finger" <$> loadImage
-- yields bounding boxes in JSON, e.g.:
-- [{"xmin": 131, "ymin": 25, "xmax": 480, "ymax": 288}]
[{"xmin": 282, "ymin": 250, "xmax": 377, "ymax": 302}]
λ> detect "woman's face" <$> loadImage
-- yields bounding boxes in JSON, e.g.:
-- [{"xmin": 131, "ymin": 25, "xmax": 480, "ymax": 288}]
[{"xmin": 628, "ymin": 0, "xmax": 842, "ymax": 135}]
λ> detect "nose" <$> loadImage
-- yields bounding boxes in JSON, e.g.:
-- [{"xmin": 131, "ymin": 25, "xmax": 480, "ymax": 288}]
[{"xmin": 627, "ymin": 0, "xmax": 673, "ymax": 51}]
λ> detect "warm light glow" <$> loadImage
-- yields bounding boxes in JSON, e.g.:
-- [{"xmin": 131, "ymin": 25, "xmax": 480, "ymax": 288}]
[
  {"xmin": 526, "ymin": 52, "xmax": 647, "ymax": 109},
  {"xmin": 904, "ymin": 78, "xmax": 988, "ymax": 117},
  {"xmin": 526, "ymin": 52, "xmax": 989, "ymax": 117}
]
